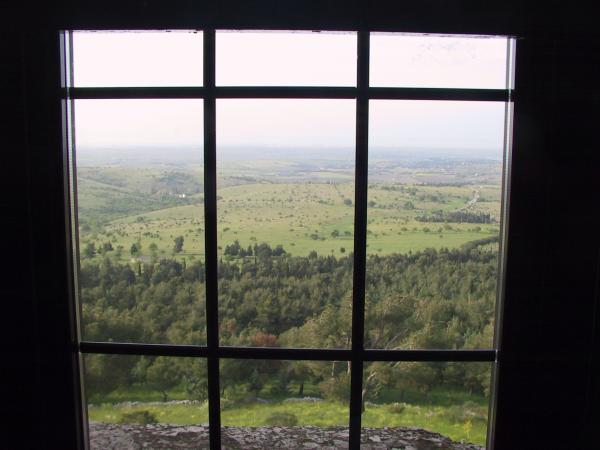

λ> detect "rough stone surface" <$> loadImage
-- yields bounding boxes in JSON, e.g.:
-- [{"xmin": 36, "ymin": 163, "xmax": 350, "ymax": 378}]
[{"xmin": 90, "ymin": 422, "xmax": 483, "ymax": 449}]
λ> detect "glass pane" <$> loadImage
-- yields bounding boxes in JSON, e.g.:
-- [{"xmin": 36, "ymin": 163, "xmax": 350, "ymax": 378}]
[
  {"xmin": 366, "ymin": 100, "xmax": 506, "ymax": 349},
  {"xmin": 216, "ymin": 31, "xmax": 356, "ymax": 86},
  {"xmin": 74, "ymin": 99, "xmax": 206, "ymax": 345},
  {"xmin": 370, "ymin": 33, "xmax": 508, "ymax": 89},
  {"xmin": 361, "ymin": 362, "xmax": 492, "ymax": 449},
  {"xmin": 84, "ymin": 354, "xmax": 209, "ymax": 449},
  {"xmin": 216, "ymin": 99, "xmax": 355, "ymax": 348},
  {"xmin": 220, "ymin": 359, "xmax": 349, "ymax": 449},
  {"xmin": 73, "ymin": 31, "xmax": 203, "ymax": 87}
]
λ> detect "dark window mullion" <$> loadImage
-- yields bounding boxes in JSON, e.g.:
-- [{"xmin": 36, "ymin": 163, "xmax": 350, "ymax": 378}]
[
  {"xmin": 78, "ymin": 341, "xmax": 496, "ymax": 362},
  {"xmin": 67, "ymin": 86, "xmax": 510, "ymax": 101},
  {"xmin": 349, "ymin": 30, "xmax": 370, "ymax": 450},
  {"xmin": 203, "ymin": 28, "xmax": 221, "ymax": 450},
  {"xmin": 214, "ymin": 86, "xmax": 356, "ymax": 98},
  {"xmin": 486, "ymin": 36, "xmax": 516, "ymax": 450},
  {"xmin": 63, "ymin": 30, "xmax": 89, "ymax": 450},
  {"xmin": 68, "ymin": 86, "xmax": 205, "ymax": 99},
  {"xmin": 368, "ymin": 87, "xmax": 510, "ymax": 102}
]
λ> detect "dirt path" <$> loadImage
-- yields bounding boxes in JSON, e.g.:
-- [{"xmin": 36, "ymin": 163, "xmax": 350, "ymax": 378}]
[{"xmin": 457, "ymin": 186, "xmax": 481, "ymax": 212}]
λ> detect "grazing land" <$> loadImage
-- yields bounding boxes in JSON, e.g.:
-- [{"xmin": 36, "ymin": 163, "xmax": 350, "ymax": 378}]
[{"xmin": 77, "ymin": 148, "xmax": 501, "ymax": 263}]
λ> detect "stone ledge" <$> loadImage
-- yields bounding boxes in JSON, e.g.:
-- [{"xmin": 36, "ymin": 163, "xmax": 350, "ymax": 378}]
[{"xmin": 90, "ymin": 422, "xmax": 484, "ymax": 449}]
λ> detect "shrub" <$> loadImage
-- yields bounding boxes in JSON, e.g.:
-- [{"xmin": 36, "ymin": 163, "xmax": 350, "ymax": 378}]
[
  {"xmin": 248, "ymin": 368, "xmax": 264, "ymax": 394},
  {"xmin": 443, "ymin": 401, "xmax": 486, "ymax": 424},
  {"xmin": 119, "ymin": 410, "xmax": 158, "ymax": 425},
  {"xmin": 389, "ymin": 402, "xmax": 406, "ymax": 414},
  {"xmin": 220, "ymin": 398, "xmax": 235, "ymax": 411},
  {"xmin": 319, "ymin": 373, "xmax": 350, "ymax": 402},
  {"xmin": 265, "ymin": 412, "xmax": 298, "ymax": 426}
]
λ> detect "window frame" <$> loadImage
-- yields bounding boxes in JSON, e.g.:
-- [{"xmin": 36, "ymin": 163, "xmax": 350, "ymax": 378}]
[{"xmin": 62, "ymin": 29, "xmax": 515, "ymax": 450}]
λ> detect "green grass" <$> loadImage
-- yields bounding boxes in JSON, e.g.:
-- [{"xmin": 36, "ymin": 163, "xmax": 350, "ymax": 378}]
[
  {"xmin": 88, "ymin": 398, "xmax": 487, "ymax": 446},
  {"xmin": 362, "ymin": 402, "xmax": 486, "ymax": 445},
  {"xmin": 80, "ymin": 181, "xmax": 501, "ymax": 264},
  {"xmin": 221, "ymin": 401, "xmax": 350, "ymax": 427},
  {"xmin": 88, "ymin": 384, "xmax": 488, "ymax": 446},
  {"xmin": 89, "ymin": 402, "xmax": 210, "ymax": 425}
]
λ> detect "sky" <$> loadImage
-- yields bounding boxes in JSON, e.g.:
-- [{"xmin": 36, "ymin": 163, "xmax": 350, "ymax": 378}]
[{"xmin": 73, "ymin": 30, "xmax": 509, "ymax": 154}]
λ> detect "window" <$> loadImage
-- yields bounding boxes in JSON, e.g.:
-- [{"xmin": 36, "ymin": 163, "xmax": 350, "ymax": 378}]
[{"xmin": 64, "ymin": 30, "xmax": 515, "ymax": 449}]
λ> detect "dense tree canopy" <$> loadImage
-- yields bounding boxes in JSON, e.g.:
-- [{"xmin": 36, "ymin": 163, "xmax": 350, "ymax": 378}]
[{"xmin": 82, "ymin": 241, "xmax": 497, "ymax": 402}]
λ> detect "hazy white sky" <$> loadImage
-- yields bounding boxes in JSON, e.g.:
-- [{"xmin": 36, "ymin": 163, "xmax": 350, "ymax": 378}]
[
  {"xmin": 74, "ymin": 31, "xmax": 204, "ymax": 87},
  {"xmin": 369, "ymin": 33, "xmax": 508, "ymax": 89},
  {"xmin": 73, "ymin": 31, "xmax": 509, "ymax": 153}
]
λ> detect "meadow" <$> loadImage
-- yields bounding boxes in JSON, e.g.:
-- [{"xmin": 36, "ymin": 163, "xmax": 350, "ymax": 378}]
[
  {"xmin": 88, "ymin": 382, "xmax": 488, "ymax": 445},
  {"xmin": 80, "ymin": 178, "xmax": 500, "ymax": 263}
]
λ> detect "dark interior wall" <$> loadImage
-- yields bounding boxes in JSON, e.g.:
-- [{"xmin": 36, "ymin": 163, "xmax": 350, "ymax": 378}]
[
  {"xmin": 1, "ymin": 31, "xmax": 39, "ymax": 450},
  {"xmin": 1, "ymin": 2, "xmax": 599, "ymax": 449},
  {"xmin": 2, "ymin": 30, "xmax": 81, "ymax": 450},
  {"xmin": 495, "ymin": 34, "xmax": 600, "ymax": 449}
]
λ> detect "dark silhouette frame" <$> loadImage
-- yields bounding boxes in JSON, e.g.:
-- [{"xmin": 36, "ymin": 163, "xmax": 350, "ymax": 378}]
[
  {"xmin": 63, "ymin": 30, "xmax": 512, "ymax": 449},
  {"xmin": 6, "ymin": 2, "xmax": 599, "ymax": 449}
]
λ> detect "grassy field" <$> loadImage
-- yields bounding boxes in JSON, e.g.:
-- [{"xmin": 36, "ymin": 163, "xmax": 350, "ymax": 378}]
[
  {"xmin": 80, "ymin": 180, "xmax": 500, "ymax": 263},
  {"xmin": 88, "ymin": 384, "xmax": 488, "ymax": 446}
]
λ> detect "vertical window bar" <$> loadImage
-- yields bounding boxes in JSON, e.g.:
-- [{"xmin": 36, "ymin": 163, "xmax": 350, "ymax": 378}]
[
  {"xmin": 487, "ymin": 36, "xmax": 516, "ymax": 450},
  {"xmin": 61, "ymin": 30, "xmax": 89, "ymax": 450},
  {"xmin": 203, "ymin": 28, "xmax": 221, "ymax": 450},
  {"xmin": 349, "ymin": 30, "xmax": 370, "ymax": 450}
]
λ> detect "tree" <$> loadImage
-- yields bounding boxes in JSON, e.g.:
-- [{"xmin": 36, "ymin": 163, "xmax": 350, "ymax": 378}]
[
  {"xmin": 85, "ymin": 354, "xmax": 136, "ymax": 399},
  {"xmin": 320, "ymin": 372, "xmax": 350, "ymax": 402},
  {"xmin": 130, "ymin": 243, "xmax": 140, "ymax": 256},
  {"xmin": 395, "ymin": 361, "xmax": 439, "ymax": 397},
  {"xmin": 365, "ymin": 294, "xmax": 417, "ymax": 349},
  {"xmin": 404, "ymin": 201, "xmax": 415, "ymax": 210},
  {"xmin": 248, "ymin": 368, "xmax": 264, "ymax": 395},
  {"xmin": 288, "ymin": 361, "xmax": 312, "ymax": 396},
  {"xmin": 343, "ymin": 198, "xmax": 352, "ymax": 206},
  {"xmin": 224, "ymin": 240, "xmax": 241, "ymax": 256},
  {"xmin": 272, "ymin": 244, "xmax": 286, "ymax": 256},
  {"xmin": 83, "ymin": 242, "xmax": 96, "ymax": 259},
  {"xmin": 250, "ymin": 331, "xmax": 279, "ymax": 347},
  {"xmin": 173, "ymin": 236, "xmax": 184, "ymax": 253},
  {"xmin": 181, "ymin": 359, "xmax": 208, "ymax": 401},
  {"xmin": 146, "ymin": 356, "xmax": 181, "ymax": 402},
  {"xmin": 361, "ymin": 368, "xmax": 381, "ymax": 412}
]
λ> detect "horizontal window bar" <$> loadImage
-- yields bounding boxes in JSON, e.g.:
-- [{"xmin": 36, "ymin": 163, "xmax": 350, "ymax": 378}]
[
  {"xmin": 80, "ymin": 342, "xmax": 496, "ymax": 362},
  {"xmin": 214, "ymin": 86, "xmax": 356, "ymax": 98},
  {"xmin": 80, "ymin": 341, "xmax": 209, "ymax": 357},
  {"xmin": 364, "ymin": 349, "xmax": 497, "ymax": 362},
  {"xmin": 217, "ymin": 346, "xmax": 351, "ymax": 360},
  {"xmin": 68, "ymin": 86, "xmax": 355, "ymax": 99},
  {"xmin": 68, "ymin": 86, "xmax": 511, "ymax": 101},
  {"xmin": 68, "ymin": 86, "xmax": 206, "ymax": 99},
  {"xmin": 369, "ymin": 87, "xmax": 511, "ymax": 101}
]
